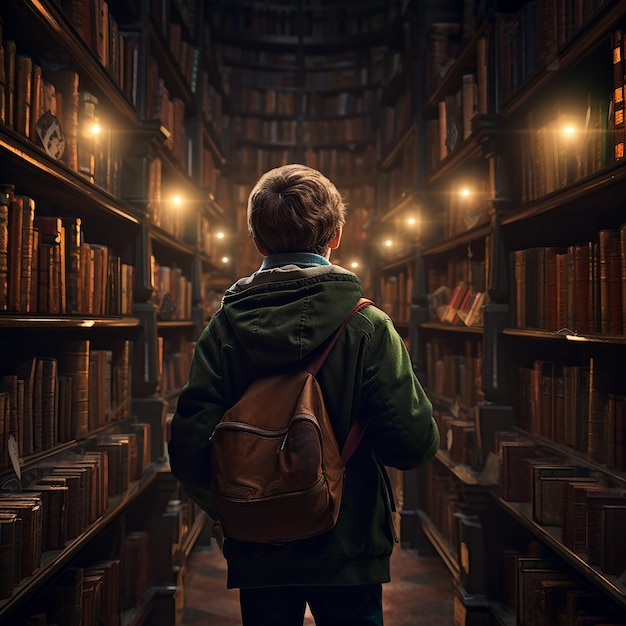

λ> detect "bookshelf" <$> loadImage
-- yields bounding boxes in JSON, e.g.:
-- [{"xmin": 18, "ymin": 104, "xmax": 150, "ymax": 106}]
[
  {"xmin": 205, "ymin": 0, "xmax": 396, "ymax": 289},
  {"xmin": 409, "ymin": 0, "xmax": 626, "ymax": 623},
  {"xmin": 0, "ymin": 0, "xmax": 227, "ymax": 623}
]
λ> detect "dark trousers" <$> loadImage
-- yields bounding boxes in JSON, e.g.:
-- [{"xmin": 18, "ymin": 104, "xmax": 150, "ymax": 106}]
[{"xmin": 239, "ymin": 583, "xmax": 383, "ymax": 626}]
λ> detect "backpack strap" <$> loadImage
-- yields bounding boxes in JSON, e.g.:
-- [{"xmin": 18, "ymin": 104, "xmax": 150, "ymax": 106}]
[
  {"xmin": 306, "ymin": 297, "xmax": 373, "ymax": 377},
  {"xmin": 306, "ymin": 297, "xmax": 374, "ymax": 464}
]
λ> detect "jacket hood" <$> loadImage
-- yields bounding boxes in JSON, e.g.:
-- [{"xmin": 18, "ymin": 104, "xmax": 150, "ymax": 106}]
[{"xmin": 220, "ymin": 264, "xmax": 364, "ymax": 368}]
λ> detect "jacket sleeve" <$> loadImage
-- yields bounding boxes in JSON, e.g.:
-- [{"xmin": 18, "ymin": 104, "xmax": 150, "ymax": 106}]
[
  {"xmin": 167, "ymin": 324, "xmax": 225, "ymax": 519},
  {"xmin": 362, "ymin": 317, "xmax": 439, "ymax": 470}
]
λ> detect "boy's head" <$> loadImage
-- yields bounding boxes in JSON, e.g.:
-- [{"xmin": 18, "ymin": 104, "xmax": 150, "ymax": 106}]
[{"xmin": 247, "ymin": 164, "xmax": 346, "ymax": 256}]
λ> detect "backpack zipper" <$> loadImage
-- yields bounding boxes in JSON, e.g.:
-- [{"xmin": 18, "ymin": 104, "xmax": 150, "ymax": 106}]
[{"xmin": 210, "ymin": 413, "xmax": 320, "ymax": 454}]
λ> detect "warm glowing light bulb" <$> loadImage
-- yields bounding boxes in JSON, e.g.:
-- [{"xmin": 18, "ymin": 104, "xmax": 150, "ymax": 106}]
[
  {"xmin": 460, "ymin": 188, "xmax": 471, "ymax": 197},
  {"xmin": 89, "ymin": 122, "xmax": 101, "ymax": 135},
  {"xmin": 221, "ymin": 256, "xmax": 229, "ymax": 264},
  {"xmin": 173, "ymin": 195, "xmax": 182, "ymax": 205},
  {"xmin": 563, "ymin": 125, "xmax": 576, "ymax": 137},
  {"xmin": 407, "ymin": 217, "xmax": 416, "ymax": 226},
  {"xmin": 216, "ymin": 231, "xmax": 225, "ymax": 239},
  {"xmin": 384, "ymin": 239, "xmax": 393, "ymax": 247},
  {"xmin": 350, "ymin": 261, "xmax": 359, "ymax": 269}
]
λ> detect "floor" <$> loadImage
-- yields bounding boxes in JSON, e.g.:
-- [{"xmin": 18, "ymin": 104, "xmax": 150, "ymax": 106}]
[{"xmin": 180, "ymin": 539, "xmax": 455, "ymax": 625}]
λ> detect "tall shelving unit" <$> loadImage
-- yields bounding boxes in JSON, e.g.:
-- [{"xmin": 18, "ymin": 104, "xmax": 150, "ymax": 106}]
[
  {"xmin": 407, "ymin": 0, "xmax": 626, "ymax": 623},
  {"xmin": 0, "ymin": 1, "xmax": 228, "ymax": 623},
  {"xmin": 205, "ymin": 0, "xmax": 403, "ymax": 293}
]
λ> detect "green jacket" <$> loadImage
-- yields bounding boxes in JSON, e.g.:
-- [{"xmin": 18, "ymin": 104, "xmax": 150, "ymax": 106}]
[{"xmin": 168, "ymin": 256, "xmax": 439, "ymax": 589}]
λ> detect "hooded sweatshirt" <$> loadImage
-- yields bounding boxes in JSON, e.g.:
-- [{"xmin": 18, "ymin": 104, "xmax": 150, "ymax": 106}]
[{"xmin": 168, "ymin": 254, "xmax": 439, "ymax": 589}]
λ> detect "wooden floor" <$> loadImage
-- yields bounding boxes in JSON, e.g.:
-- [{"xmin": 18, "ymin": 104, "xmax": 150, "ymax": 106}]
[{"xmin": 179, "ymin": 540, "xmax": 455, "ymax": 625}]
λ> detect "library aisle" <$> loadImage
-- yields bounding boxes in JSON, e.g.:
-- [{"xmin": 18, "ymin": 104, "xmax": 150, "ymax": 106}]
[{"xmin": 180, "ymin": 541, "xmax": 455, "ymax": 625}]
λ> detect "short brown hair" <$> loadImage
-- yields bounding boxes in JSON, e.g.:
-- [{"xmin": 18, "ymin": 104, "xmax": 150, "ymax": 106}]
[{"xmin": 247, "ymin": 164, "xmax": 346, "ymax": 255}]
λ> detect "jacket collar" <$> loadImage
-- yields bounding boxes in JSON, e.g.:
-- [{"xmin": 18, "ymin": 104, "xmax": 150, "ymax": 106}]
[{"xmin": 260, "ymin": 252, "xmax": 331, "ymax": 270}]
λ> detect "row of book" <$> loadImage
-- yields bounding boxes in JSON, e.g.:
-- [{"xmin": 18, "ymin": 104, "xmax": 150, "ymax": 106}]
[
  {"xmin": 501, "ymin": 545, "xmax": 626, "ymax": 625},
  {"xmin": 426, "ymin": 335, "xmax": 484, "ymax": 413},
  {"xmin": 510, "ymin": 225, "xmax": 626, "ymax": 335},
  {"xmin": 422, "ymin": 456, "xmax": 626, "ymax": 624},
  {"xmin": 57, "ymin": 0, "xmax": 140, "ymax": 108},
  {"xmin": 0, "ymin": 338, "xmax": 131, "ymax": 466},
  {"xmin": 159, "ymin": 337, "xmax": 196, "ymax": 400},
  {"xmin": 149, "ymin": 258, "xmax": 193, "ymax": 322},
  {"xmin": 498, "ymin": 432, "xmax": 626, "ymax": 578},
  {"xmin": 0, "ymin": 188, "xmax": 135, "ymax": 316},
  {"xmin": 515, "ymin": 357, "xmax": 626, "ymax": 471},
  {"xmin": 435, "ymin": 281, "xmax": 486, "ymax": 328},
  {"xmin": 0, "ymin": 24, "xmax": 125, "ymax": 196}
]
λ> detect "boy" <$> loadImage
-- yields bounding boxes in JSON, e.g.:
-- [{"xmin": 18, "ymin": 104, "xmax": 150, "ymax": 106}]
[{"xmin": 168, "ymin": 164, "xmax": 439, "ymax": 625}]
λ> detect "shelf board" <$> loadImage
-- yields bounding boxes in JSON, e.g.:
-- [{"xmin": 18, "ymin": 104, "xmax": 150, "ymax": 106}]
[
  {"xmin": 426, "ymin": 136, "xmax": 484, "ymax": 186},
  {"xmin": 0, "ymin": 315, "xmax": 140, "ymax": 329},
  {"xmin": 496, "ymin": 498, "xmax": 626, "ymax": 607},
  {"xmin": 502, "ymin": 327, "xmax": 626, "ymax": 346},
  {"xmin": 502, "ymin": 0, "xmax": 626, "ymax": 117},
  {"xmin": 0, "ymin": 464, "xmax": 162, "ymax": 620},
  {"xmin": 17, "ymin": 0, "xmax": 139, "ymax": 123},
  {"xmin": 434, "ymin": 449, "xmax": 481, "ymax": 486},
  {"xmin": 0, "ymin": 129, "xmax": 141, "ymax": 226},
  {"xmin": 416, "ymin": 510, "xmax": 460, "ymax": 580},
  {"xmin": 421, "ymin": 223, "xmax": 491, "ymax": 257},
  {"xmin": 380, "ymin": 123, "xmax": 417, "ymax": 171},
  {"xmin": 420, "ymin": 321, "xmax": 483, "ymax": 335}
]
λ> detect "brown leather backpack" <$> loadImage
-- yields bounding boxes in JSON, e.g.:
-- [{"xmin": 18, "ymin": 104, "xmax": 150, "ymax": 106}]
[{"xmin": 209, "ymin": 298, "xmax": 372, "ymax": 543}]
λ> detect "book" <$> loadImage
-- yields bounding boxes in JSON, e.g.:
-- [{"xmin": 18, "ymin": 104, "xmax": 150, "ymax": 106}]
[
  {"xmin": 7, "ymin": 194, "xmax": 23, "ymax": 311},
  {"xmin": 0, "ymin": 186, "xmax": 10, "ymax": 311},
  {"xmin": 4, "ymin": 40, "xmax": 16, "ymax": 130},
  {"xmin": 0, "ymin": 494, "xmax": 43, "ymax": 578},
  {"xmin": 58, "ymin": 340, "xmax": 90, "ymax": 439},
  {"xmin": 24, "ymin": 483, "xmax": 68, "ymax": 551},
  {"xmin": 0, "ymin": 512, "xmax": 18, "ymax": 598},
  {"xmin": 600, "ymin": 505, "xmax": 626, "ymax": 575},
  {"xmin": 14, "ymin": 54, "xmax": 33, "ymax": 138},
  {"xmin": 19, "ymin": 196, "xmax": 35, "ymax": 313},
  {"xmin": 499, "ymin": 439, "xmax": 537, "ymax": 502},
  {"xmin": 34, "ymin": 216, "xmax": 66, "ymax": 314},
  {"xmin": 612, "ymin": 29, "xmax": 625, "ymax": 160},
  {"xmin": 597, "ymin": 228, "xmax": 622, "ymax": 335},
  {"xmin": 561, "ymin": 479, "xmax": 604, "ymax": 552},
  {"xmin": 64, "ymin": 217, "xmax": 82, "ymax": 315},
  {"xmin": 41, "ymin": 69, "xmax": 80, "ymax": 172},
  {"xmin": 585, "ymin": 490, "xmax": 626, "ymax": 565},
  {"xmin": 15, "ymin": 357, "xmax": 37, "ymax": 456}
]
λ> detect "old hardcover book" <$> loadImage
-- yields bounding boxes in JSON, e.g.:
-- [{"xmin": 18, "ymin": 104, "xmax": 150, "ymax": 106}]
[
  {"xmin": 4, "ymin": 40, "xmax": 16, "ymax": 129},
  {"xmin": 585, "ymin": 490, "xmax": 626, "ymax": 564},
  {"xmin": 42, "ymin": 69, "xmax": 79, "ymax": 171},
  {"xmin": 80, "ymin": 241, "xmax": 94, "ymax": 315},
  {"xmin": 613, "ymin": 29, "xmax": 625, "ymax": 159},
  {"xmin": 38, "ymin": 473, "xmax": 82, "ymax": 540},
  {"xmin": 0, "ymin": 188, "xmax": 9, "ymax": 311},
  {"xmin": 58, "ymin": 340, "xmax": 90, "ymax": 439},
  {"xmin": 19, "ymin": 196, "xmax": 35, "ymax": 313},
  {"xmin": 30, "ymin": 62, "xmax": 42, "ymax": 140},
  {"xmin": 499, "ymin": 439, "xmax": 537, "ymax": 502},
  {"xmin": 0, "ymin": 494, "xmax": 42, "ymax": 578},
  {"xmin": 0, "ymin": 375, "xmax": 19, "ymax": 459},
  {"xmin": 532, "ymin": 464, "xmax": 578, "ymax": 525},
  {"xmin": 30, "ymin": 227, "xmax": 39, "ymax": 313},
  {"xmin": 600, "ymin": 505, "xmax": 626, "ymax": 575},
  {"xmin": 0, "ymin": 512, "xmax": 18, "ymax": 598},
  {"xmin": 587, "ymin": 357, "xmax": 612, "ymax": 463},
  {"xmin": 86, "ymin": 559, "xmax": 121, "ymax": 626},
  {"xmin": 89, "ymin": 243, "xmax": 109, "ymax": 317},
  {"xmin": 81, "ymin": 451, "xmax": 109, "ymax": 518},
  {"xmin": 120, "ymin": 531, "xmax": 149, "ymax": 610},
  {"xmin": 81, "ymin": 572, "xmax": 104, "ymax": 626},
  {"xmin": 15, "ymin": 54, "xmax": 33, "ymax": 137},
  {"xmin": 24, "ymin": 483, "xmax": 68, "ymax": 551},
  {"xmin": 562, "ymin": 479, "xmax": 604, "ymax": 552},
  {"xmin": 64, "ymin": 217, "xmax": 82, "ymax": 315},
  {"xmin": 7, "ymin": 194, "xmax": 23, "ymax": 311},
  {"xmin": 538, "ymin": 579, "xmax": 580, "ymax": 626},
  {"xmin": 34, "ymin": 216, "xmax": 66, "ymax": 314},
  {"xmin": 37, "ymin": 357, "xmax": 58, "ymax": 450},
  {"xmin": 57, "ymin": 374, "xmax": 73, "ymax": 443},
  {"xmin": 598, "ymin": 228, "xmax": 622, "ymax": 335},
  {"xmin": 57, "ymin": 456, "xmax": 98, "ymax": 523},
  {"xmin": 15, "ymin": 357, "xmax": 37, "ymax": 456},
  {"xmin": 49, "ymin": 468, "xmax": 86, "ymax": 539},
  {"xmin": 515, "ymin": 556, "xmax": 559, "ymax": 626}
]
